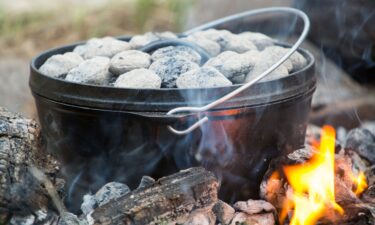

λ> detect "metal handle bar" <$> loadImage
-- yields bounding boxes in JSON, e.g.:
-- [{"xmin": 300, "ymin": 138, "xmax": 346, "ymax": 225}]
[{"xmin": 166, "ymin": 7, "xmax": 310, "ymax": 135}]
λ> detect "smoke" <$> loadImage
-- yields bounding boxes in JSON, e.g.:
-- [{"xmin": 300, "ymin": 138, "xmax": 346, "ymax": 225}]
[
  {"xmin": 293, "ymin": 0, "xmax": 375, "ymax": 130},
  {"xmin": 295, "ymin": 0, "xmax": 375, "ymax": 84},
  {"xmin": 165, "ymin": 6, "xmax": 313, "ymax": 203}
]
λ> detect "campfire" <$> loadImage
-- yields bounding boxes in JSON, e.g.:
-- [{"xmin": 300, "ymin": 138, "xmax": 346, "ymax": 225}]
[
  {"xmin": 272, "ymin": 126, "xmax": 368, "ymax": 225},
  {"xmin": 1, "ymin": 7, "xmax": 374, "ymax": 225},
  {"xmin": 1, "ymin": 107, "xmax": 374, "ymax": 225}
]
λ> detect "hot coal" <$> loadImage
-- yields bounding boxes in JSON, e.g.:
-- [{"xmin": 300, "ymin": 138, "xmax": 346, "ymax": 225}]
[
  {"xmin": 176, "ymin": 67, "xmax": 232, "ymax": 88},
  {"xmin": 230, "ymin": 200, "xmax": 276, "ymax": 225},
  {"xmin": 39, "ymin": 29, "xmax": 308, "ymax": 88},
  {"xmin": 239, "ymin": 31, "xmax": 275, "ymax": 51},
  {"xmin": 233, "ymin": 199, "xmax": 275, "ymax": 215},
  {"xmin": 361, "ymin": 121, "xmax": 375, "ymax": 136},
  {"xmin": 95, "ymin": 182, "xmax": 130, "ymax": 207},
  {"xmin": 212, "ymin": 200, "xmax": 235, "ymax": 225},
  {"xmin": 183, "ymin": 36, "xmax": 221, "ymax": 56},
  {"xmin": 356, "ymin": 143, "xmax": 375, "ymax": 164},
  {"xmin": 39, "ymin": 52, "xmax": 83, "ymax": 78},
  {"xmin": 345, "ymin": 128, "xmax": 375, "ymax": 164},
  {"xmin": 246, "ymin": 61, "xmax": 289, "ymax": 83},
  {"xmin": 149, "ymin": 57, "xmax": 199, "ymax": 88},
  {"xmin": 65, "ymin": 56, "xmax": 111, "ymax": 85},
  {"xmin": 59, "ymin": 212, "xmax": 86, "ymax": 225},
  {"xmin": 129, "ymin": 31, "xmax": 177, "ymax": 49},
  {"xmin": 73, "ymin": 37, "xmax": 131, "ymax": 59},
  {"xmin": 89, "ymin": 167, "xmax": 219, "ymax": 225},
  {"xmin": 260, "ymin": 46, "xmax": 307, "ymax": 73},
  {"xmin": 230, "ymin": 212, "xmax": 275, "ymax": 225},
  {"xmin": 81, "ymin": 194, "xmax": 97, "ymax": 215},
  {"xmin": 183, "ymin": 209, "xmax": 216, "ymax": 225},
  {"xmin": 114, "ymin": 67, "xmax": 161, "ymax": 89},
  {"xmin": 80, "ymin": 168, "xmax": 278, "ymax": 225},
  {"xmin": 81, "ymin": 182, "xmax": 130, "ymax": 215},
  {"xmin": 151, "ymin": 45, "xmax": 202, "ymax": 64},
  {"xmin": 345, "ymin": 128, "xmax": 375, "ymax": 150},
  {"xmin": 9, "ymin": 209, "xmax": 58, "ymax": 225},
  {"xmin": 190, "ymin": 29, "xmax": 257, "ymax": 53},
  {"xmin": 109, "ymin": 50, "xmax": 151, "ymax": 76},
  {"xmin": 136, "ymin": 176, "xmax": 155, "ymax": 189},
  {"xmin": 204, "ymin": 51, "xmax": 255, "ymax": 81},
  {"xmin": 242, "ymin": 47, "xmax": 308, "ymax": 82}
]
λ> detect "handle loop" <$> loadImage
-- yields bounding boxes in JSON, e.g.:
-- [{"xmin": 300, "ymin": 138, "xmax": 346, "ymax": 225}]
[{"xmin": 166, "ymin": 7, "xmax": 310, "ymax": 135}]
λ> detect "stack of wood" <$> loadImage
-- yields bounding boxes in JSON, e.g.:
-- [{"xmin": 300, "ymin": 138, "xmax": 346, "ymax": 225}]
[{"xmin": 0, "ymin": 107, "xmax": 62, "ymax": 224}]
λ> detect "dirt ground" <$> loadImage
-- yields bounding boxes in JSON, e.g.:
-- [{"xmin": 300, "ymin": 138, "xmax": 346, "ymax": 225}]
[{"xmin": 0, "ymin": 57, "xmax": 35, "ymax": 118}]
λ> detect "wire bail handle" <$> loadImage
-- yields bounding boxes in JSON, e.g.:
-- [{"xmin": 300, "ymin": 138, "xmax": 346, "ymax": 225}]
[{"xmin": 167, "ymin": 7, "xmax": 311, "ymax": 135}]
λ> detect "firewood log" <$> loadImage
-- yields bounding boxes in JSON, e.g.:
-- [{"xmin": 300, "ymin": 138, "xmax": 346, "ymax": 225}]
[
  {"xmin": 0, "ymin": 107, "xmax": 61, "ymax": 220},
  {"xmin": 90, "ymin": 167, "xmax": 219, "ymax": 225}
]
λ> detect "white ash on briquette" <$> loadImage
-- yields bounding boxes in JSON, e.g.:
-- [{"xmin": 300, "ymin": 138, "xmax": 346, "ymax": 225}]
[
  {"xmin": 73, "ymin": 37, "xmax": 131, "ymax": 59},
  {"xmin": 109, "ymin": 50, "xmax": 151, "ymax": 76},
  {"xmin": 38, "ymin": 29, "xmax": 308, "ymax": 89},
  {"xmin": 204, "ymin": 51, "xmax": 255, "ymax": 81},
  {"xmin": 183, "ymin": 35, "xmax": 221, "ymax": 56},
  {"xmin": 189, "ymin": 29, "xmax": 258, "ymax": 53},
  {"xmin": 81, "ymin": 182, "xmax": 130, "ymax": 216},
  {"xmin": 239, "ymin": 31, "xmax": 275, "ymax": 51},
  {"xmin": 39, "ymin": 52, "xmax": 83, "ymax": 78},
  {"xmin": 65, "ymin": 56, "xmax": 111, "ymax": 85},
  {"xmin": 136, "ymin": 176, "xmax": 155, "ymax": 189},
  {"xmin": 128, "ymin": 31, "xmax": 178, "ymax": 49},
  {"xmin": 149, "ymin": 57, "xmax": 200, "ymax": 88},
  {"xmin": 151, "ymin": 45, "xmax": 202, "ymax": 64},
  {"xmin": 176, "ymin": 67, "xmax": 232, "ymax": 88},
  {"xmin": 114, "ymin": 68, "xmax": 161, "ymax": 89}
]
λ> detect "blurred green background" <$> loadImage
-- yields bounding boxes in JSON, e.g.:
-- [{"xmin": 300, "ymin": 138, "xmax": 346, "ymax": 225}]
[{"xmin": 0, "ymin": 0, "xmax": 195, "ymax": 57}]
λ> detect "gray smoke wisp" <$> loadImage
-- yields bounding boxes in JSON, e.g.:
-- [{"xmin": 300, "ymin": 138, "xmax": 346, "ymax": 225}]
[{"xmin": 295, "ymin": 0, "xmax": 375, "ymax": 83}]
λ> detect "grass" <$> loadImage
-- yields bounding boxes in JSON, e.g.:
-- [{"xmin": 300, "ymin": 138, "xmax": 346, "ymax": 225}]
[{"xmin": 0, "ymin": 0, "xmax": 195, "ymax": 58}]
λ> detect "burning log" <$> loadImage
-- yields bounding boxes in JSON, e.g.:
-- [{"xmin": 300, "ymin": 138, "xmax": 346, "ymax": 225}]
[
  {"xmin": 90, "ymin": 167, "xmax": 219, "ymax": 225},
  {"xmin": 260, "ymin": 125, "xmax": 375, "ymax": 225},
  {"xmin": 0, "ymin": 107, "xmax": 61, "ymax": 224}
]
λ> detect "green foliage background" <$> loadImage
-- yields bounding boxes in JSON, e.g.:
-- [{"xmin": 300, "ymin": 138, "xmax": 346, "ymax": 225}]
[{"xmin": 0, "ymin": 0, "xmax": 195, "ymax": 57}]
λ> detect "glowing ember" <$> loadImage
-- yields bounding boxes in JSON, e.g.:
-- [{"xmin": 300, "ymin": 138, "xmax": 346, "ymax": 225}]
[{"xmin": 280, "ymin": 125, "xmax": 368, "ymax": 225}]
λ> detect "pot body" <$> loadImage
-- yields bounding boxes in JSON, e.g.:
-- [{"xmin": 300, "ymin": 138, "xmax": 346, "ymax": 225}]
[{"xmin": 30, "ymin": 39, "xmax": 315, "ymax": 211}]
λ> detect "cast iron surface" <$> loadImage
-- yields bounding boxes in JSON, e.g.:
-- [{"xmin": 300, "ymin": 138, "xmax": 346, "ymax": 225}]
[{"xmin": 34, "ymin": 92, "xmax": 313, "ymax": 212}]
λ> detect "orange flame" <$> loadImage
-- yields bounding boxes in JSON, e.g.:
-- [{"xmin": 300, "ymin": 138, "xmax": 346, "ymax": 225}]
[
  {"xmin": 352, "ymin": 171, "xmax": 368, "ymax": 196},
  {"xmin": 280, "ymin": 125, "xmax": 367, "ymax": 225}
]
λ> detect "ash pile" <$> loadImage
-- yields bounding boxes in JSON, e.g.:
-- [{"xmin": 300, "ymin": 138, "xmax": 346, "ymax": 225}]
[{"xmin": 38, "ymin": 29, "xmax": 307, "ymax": 89}]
